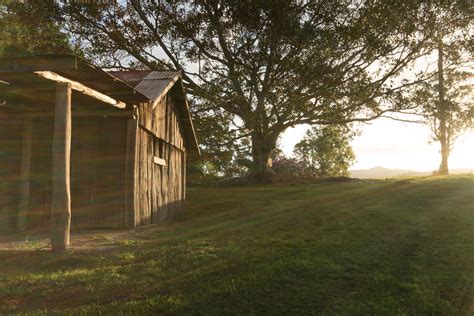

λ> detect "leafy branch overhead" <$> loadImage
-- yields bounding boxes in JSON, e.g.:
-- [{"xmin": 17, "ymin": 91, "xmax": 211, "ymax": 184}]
[{"xmin": 58, "ymin": 0, "xmax": 471, "ymax": 181}]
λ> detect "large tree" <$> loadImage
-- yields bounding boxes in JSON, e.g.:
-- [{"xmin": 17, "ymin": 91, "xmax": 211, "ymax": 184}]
[
  {"xmin": 404, "ymin": 1, "xmax": 472, "ymax": 174},
  {"xmin": 411, "ymin": 67, "xmax": 473, "ymax": 174},
  {"xmin": 294, "ymin": 125, "xmax": 356, "ymax": 177},
  {"xmin": 0, "ymin": 0, "xmax": 72, "ymax": 57},
  {"xmin": 61, "ymin": 0, "xmax": 439, "ymax": 181}
]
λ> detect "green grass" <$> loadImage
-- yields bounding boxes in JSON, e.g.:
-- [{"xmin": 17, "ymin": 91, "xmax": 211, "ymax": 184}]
[{"xmin": 0, "ymin": 175, "xmax": 473, "ymax": 315}]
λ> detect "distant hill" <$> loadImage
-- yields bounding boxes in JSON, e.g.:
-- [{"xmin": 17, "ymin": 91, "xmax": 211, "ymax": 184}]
[{"xmin": 349, "ymin": 166, "xmax": 474, "ymax": 179}]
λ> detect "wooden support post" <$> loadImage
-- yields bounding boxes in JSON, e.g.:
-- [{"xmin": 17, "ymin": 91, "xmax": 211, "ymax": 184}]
[
  {"xmin": 17, "ymin": 118, "xmax": 33, "ymax": 231},
  {"xmin": 125, "ymin": 119, "xmax": 138, "ymax": 228},
  {"xmin": 51, "ymin": 83, "xmax": 72, "ymax": 252}
]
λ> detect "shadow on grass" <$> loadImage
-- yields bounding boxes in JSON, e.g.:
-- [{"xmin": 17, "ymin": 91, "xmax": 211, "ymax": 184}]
[{"xmin": 0, "ymin": 175, "xmax": 472, "ymax": 314}]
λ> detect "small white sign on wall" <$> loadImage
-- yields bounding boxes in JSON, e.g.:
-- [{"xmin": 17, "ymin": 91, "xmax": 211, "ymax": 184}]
[{"xmin": 154, "ymin": 156, "xmax": 166, "ymax": 166}]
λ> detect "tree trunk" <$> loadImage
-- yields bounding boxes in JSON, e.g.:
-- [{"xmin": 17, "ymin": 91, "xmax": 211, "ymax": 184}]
[
  {"xmin": 249, "ymin": 132, "xmax": 276, "ymax": 183},
  {"xmin": 437, "ymin": 43, "xmax": 449, "ymax": 175}
]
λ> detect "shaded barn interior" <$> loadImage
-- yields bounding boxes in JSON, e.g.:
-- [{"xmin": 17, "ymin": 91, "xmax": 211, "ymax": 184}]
[{"xmin": 0, "ymin": 55, "xmax": 199, "ymax": 233}]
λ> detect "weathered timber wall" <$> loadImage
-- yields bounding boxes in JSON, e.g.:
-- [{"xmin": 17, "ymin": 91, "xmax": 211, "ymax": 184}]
[
  {"xmin": 71, "ymin": 117, "xmax": 129, "ymax": 228},
  {"xmin": 27, "ymin": 118, "xmax": 54, "ymax": 229},
  {"xmin": 134, "ymin": 92, "xmax": 186, "ymax": 226},
  {"xmin": 0, "ymin": 116, "xmax": 130, "ymax": 231},
  {"xmin": 0, "ymin": 120, "xmax": 23, "ymax": 231}
]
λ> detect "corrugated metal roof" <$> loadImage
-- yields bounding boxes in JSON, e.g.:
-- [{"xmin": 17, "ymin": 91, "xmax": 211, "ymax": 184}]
[
  {"xmin": 108, "ymin": 70, "xmax": 150, "ymax": 85},
  {"xmin": 110, "ymin": 69, "xmax": 199, "ymax": 154},
  {"xmin": 142, "ymin": 71, "xmax": 182, "ymax": 80},
  {"xmin": 109, "ymin": 70, "xmax": 182, "ymax": 101},
  {"xmin": 110, "ymin": 70, "xmax": 181, "ymax": 84}
]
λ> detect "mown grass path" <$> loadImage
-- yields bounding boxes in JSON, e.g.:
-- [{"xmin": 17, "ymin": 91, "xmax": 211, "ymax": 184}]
[{"xmin": 0, "ymin": 175, "xmax": 473, "ymax": 314}]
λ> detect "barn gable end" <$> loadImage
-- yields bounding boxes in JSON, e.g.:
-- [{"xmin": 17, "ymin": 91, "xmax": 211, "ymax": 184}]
[{"xmin": 110, "ymin": 70, "xmax": 198, "ymax": 226}]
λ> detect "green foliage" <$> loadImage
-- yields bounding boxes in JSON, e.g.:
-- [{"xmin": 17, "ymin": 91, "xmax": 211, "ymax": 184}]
[
  {"xmin": 412, "ymin": 69, "xmax": 473, "ymax": 147},
  {"xmin": 0, "ymin": 0, "xmax": 73, "ymax": 57},
  {"xmin": 0, "ymin": 175, "xmax": 473, "ymax": 314},
  {"xmin": 59, "ymin": 1, "xmax": 444, "ymax": 179},
  {"xmin": 294, "ymin": 125, "xmax": 356, "ymax": 177},
  {"xmin": 186, "ymin": 113, "xmax": 252, "ymax": 183}
]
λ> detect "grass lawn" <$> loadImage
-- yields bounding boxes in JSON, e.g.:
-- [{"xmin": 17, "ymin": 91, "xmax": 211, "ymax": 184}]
[{"xmin": 0, "ymin": 175, "xmax": 473, "ymax": 314}]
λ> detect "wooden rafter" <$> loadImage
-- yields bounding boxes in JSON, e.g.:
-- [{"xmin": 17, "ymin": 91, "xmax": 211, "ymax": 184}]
[{"xmin": 34, "ymin": 71, "xmax": 127, "ymax": 109}]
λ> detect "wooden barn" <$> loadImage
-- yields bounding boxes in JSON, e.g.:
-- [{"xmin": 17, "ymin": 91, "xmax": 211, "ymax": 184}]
[{"xmin": 0, "ymin": 54, "xmax": 199, "ymax": 251}]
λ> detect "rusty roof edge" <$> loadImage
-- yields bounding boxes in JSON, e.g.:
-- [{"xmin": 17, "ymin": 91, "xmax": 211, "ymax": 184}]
[
  {"xmin": 176, "ymin": 77, "xmax": 200, "ymax": 156},
  {"xmin": 76, "ymin": 56, "xmax": 150, "ymax": 104},
  {"xmin": 150, "ymin": 71, "xmax": 182, "ymax": 108}
]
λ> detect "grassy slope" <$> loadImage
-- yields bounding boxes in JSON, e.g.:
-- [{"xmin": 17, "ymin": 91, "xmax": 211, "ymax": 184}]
[{"xmin": 0, "ymin": 175, "xmax": 473, "ymax": 315}]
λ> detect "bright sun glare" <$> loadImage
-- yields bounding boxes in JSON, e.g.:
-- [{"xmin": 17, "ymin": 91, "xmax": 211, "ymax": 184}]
[{"xmin": 280, "ymin": 118, "xmax": 474, "ymax": 171}]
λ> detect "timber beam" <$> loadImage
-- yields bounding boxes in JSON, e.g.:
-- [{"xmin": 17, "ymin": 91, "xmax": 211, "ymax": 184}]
[
  {"xmin": 34, "ymin": 71, "xmax": 127, "ymax": 109},
  {"xmin": 24, "ymin": 110, "xmax": 133, "ymax": 118}
]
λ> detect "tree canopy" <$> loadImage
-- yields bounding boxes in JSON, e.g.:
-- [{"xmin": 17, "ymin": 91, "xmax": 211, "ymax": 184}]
[
  {"xmin": 411, "ymin": 67, "xmax": 473, "ymax": 174},
  {"xmin": 404, "ymin": 1, "xmax": 472, "ymax": 174},
  {"xmin": 294, "ymin": 125, "xmax": 356, "ymax": 177},
  {"xmin": 59, "ymin": 0, "xmax": 445, "ymax": 181},
  {"xmin": 0, "ymin": 0, "xmax": 72, "ymax": 57}
]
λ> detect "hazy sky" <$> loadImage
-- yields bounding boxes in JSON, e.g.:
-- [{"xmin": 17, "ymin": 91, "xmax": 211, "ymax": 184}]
[
  {"xmin": 276, "ymin": 39, "xmax": 473, "ymax": 172},
  {"xmin": 280, "ymin": 119, "xmax": 474, "ymax": 171}
]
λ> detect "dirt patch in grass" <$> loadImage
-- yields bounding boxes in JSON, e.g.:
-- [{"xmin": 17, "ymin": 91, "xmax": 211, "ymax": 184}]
[{"xmin": 0, "ymin": 224, "xmax": 176, "ymax": 252}]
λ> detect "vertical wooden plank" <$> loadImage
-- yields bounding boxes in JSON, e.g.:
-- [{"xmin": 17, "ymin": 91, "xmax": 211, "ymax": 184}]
[
  {"xmin": 152, "ymin": 139, "xmax": 161, "ymax": 224},
  {"xmin": 182, "ymin": 150, "xmax": 186, "ymax": 215},
  {"xmin": 175, "ymin": 149, "xmax": 179, "ymax": 216},
  {"xmin": 16, "ymin": 119, "xmax": 33, "ymax": 231},
  {"xmin": 176, "ymin": 150, "xmax": 181, "ymax": 217},
  {"xmin": 162, "ymin": 144, "xmax": 169, "ymax": 221},
  {"xmin": 151, "ymin": 138, "xmax": 157, "ymax": 224},
  {"xmin": 175, "ymin": 149, "xmax": 179, "ymax": 217},
  {"xmin": 141, "ymin": 130, "xmax": 147, "ymax": 225},
  {"xmin": 148, "ymin": 134, "xmax": 153, "ymax": 224},
  {"xmin": 159, "ymin": 140, "xmax": 164, "ymax": 223},
  {"xmin": 138, "ymin": 127, "xmax": 150, "ymax": 227},
  {"xmin": 125, "ymin": 119, "xmax": 138, "ymax": 228},
  {"xmin": 135, "ymin": 123, "xmax": 144, "ymax": 228},
  {"xmin": 173, "ymin": 148, "xmax": 177, "ymax": 218},
  {"xmin": 159, "ymin": 98, "xmax": 165, "ymax": 140},
  {"xmin": 167, "ymin": 99, "xmax": 174, "ymax": 218},
  {"xmin": 137, "ymin": 128, "xmax": 142, "ymax": 227},
  {"xmin": 144, "ymin": 132, "xmax": 150, "ymax": 225},
  {"xmin": 168, "ymin": 145, "xmax": 174, "ymax": 219},
  {"xmin": 70, "ymin": 117, "xmax": 83, "ymax": 229},
  {"xmin": 138, "ymin": 129, "xmax": 143, "ymax": 226},
  {"xmin": 161, "ymin": 101, "xmax": 169, "ymax": 221},
  {"xmin": 50, "ymin": 83, "xmax": 72, "ymax": 252}
]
